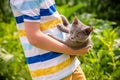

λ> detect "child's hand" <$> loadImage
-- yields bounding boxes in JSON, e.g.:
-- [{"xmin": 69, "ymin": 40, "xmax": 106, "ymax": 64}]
[{"xmin": 72, "ymin": 47, "xmax": 90, "ymax": 56}]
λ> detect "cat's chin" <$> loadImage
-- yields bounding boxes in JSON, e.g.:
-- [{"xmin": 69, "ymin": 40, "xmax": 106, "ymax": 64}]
[
  {"xmin": 69, "ymin": 39, "xmax": 77, "ymax": 42},
  {"xmin": 69, "ymin": 38, "xmax": 84, "ymax": 42},
  {"xmin": 76, "ymin": 39, "xmax": 87, "ymax": 43}
]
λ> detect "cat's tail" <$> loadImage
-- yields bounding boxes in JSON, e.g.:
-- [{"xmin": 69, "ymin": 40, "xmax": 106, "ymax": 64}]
[{"xmin": 60, "ymin": 15, "xmax": 70, "ymax": 27}]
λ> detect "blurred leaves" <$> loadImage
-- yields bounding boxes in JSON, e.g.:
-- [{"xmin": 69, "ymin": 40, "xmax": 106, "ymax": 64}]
[
  {"xmin": 57, "ymin": 3, "xmax": 86, "ymax": 18},
  {"xmin": 0, "ymin": 0, "xmax": 12, "ymax": 23},
  {"xmin": 56, "ymin": 0, "xmax": 120, "ymax": 25},
  {"xmin": 0, "ymin": 21, "xmax": 31, "ymax": 80}
]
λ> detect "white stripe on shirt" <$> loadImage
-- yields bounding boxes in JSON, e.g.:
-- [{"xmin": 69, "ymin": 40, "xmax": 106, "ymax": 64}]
[{"xmin": 40, "ymin": 0, "xmax": 55, "ymax": 9}]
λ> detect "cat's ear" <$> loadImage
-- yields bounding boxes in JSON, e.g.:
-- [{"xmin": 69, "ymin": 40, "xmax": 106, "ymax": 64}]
[
  {"xmin": 73, "ymin": 16, "xmax": 79, "ymax": 24},
  {"xmin": 84, "ymin": 27, "xmax": 93, "ymax": 35}
]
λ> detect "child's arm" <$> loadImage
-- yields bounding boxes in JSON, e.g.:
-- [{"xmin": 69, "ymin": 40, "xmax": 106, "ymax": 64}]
[{"xmin": 24, "ymin": 22, "xmax": 89, "ymax": 56}]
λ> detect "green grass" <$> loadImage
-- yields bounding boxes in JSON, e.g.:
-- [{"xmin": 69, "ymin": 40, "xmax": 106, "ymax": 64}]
[{"xmin": 0, "ymin": 20, "xmax": 31, "ymax": 80}]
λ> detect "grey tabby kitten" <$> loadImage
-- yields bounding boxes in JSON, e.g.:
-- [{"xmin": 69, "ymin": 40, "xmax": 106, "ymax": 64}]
[{"xmin": 48, "ymin": 15, "xmax": 93, "ymax": 50}]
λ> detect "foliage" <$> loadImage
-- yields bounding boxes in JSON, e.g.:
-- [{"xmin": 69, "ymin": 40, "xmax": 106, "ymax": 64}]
[
  {"xmin": 57, "ymin": 3, "xmax": 86, "ymax": 18},
  {"xmin": 0, "ymin": 0, "xmax": 12, "ymax": 23},
  {"xmin": 56, "ymin": 0, "xmax": 120, "ymax": 25},
  {"xmin": 0, "ymin": 21, "xmax": 31, "ymax": 80}
]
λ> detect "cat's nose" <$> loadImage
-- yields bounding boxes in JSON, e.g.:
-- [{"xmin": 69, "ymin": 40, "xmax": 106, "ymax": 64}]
[{"xmin": 71, "ymin": 37, "xmax": 74, "ymax": 39}]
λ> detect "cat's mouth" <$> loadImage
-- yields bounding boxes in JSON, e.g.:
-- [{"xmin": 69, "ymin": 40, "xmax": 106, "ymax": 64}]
[
  {"xmin": 69, "ymin": 38, "xmax": 84, "ymax": 42},
  {"xmin": 70, "ymin": 38, "xmax": 88, "ymax": 43},
  {"xmin": 76, "ymin": 40, "xmax": 85, "ymax": 43}
]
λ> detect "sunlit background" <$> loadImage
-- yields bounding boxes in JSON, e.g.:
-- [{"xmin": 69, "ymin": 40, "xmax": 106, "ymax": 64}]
[{"xmin": 0, "ymin": 0, "xmax": 120, "ymax": 80}]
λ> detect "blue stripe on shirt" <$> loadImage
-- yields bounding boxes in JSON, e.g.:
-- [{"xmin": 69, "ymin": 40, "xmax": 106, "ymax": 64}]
[
  {"xmin": 15, "ymin": 15, "xmax": 40, "ymax": 24},
  {"xmin": 15, "ymin": 15, "xmax": 24, "ymax": 24},
  {"xmin": 15, "ymin": 4, "xmax": 56, "ymax": 23},
  {"xmin": 40, "ymin": 4, "xmax": 56, "ymax": 16},
  {"xmin": 22, "ymin": 43, "xmax": 33, "ymax": 50},
  {"xmin": 26, "ymin": 52, "xmax": 62, "ymax": 64},
  {"xmin": 56, "ymin": 33, "xmax": 63, "ymax": 39},
  {"xmin": 23, "ymin": 15, "xmax": 40, "ymax": 20}
]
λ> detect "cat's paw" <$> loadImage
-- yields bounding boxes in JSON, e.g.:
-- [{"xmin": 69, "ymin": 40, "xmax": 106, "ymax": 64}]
[
  {"xmin": 86, "ymin": 44, "xmax": 92, "ymax": 48},
  {"xmin": 57, "ymin": 24, "xmax": 63, "ymax": 29}
]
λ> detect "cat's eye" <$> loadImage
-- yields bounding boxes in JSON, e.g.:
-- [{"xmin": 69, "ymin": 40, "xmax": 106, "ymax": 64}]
[
  {"xmin": 76, "ymin": 32, "xmax": 81, "ymax": 37},
  {"xmin": 76, "ymin": 34, "xmax": 80, "ymax": 37}
]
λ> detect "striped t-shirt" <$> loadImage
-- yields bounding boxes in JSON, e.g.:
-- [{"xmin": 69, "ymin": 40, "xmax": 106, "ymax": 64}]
[{"xmin": 10, "ymin": 0, "xmax": 80, "ymax": 80}]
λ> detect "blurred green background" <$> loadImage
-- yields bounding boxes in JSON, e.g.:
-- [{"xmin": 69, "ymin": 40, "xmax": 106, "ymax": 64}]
[{"xmin": 0, "ymin": 0, "xmax": 120, "ymax": 80}]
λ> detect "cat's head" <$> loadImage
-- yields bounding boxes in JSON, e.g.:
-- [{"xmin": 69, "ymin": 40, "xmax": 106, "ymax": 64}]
[{"xmin": 69, "ymin": 16, "xmax": 93, "ymax": 43}]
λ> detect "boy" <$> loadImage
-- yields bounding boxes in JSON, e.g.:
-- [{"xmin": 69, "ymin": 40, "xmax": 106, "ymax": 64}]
[{"xmin": 10, "ymin": 0, "xmax": 88, "ymax": 80}]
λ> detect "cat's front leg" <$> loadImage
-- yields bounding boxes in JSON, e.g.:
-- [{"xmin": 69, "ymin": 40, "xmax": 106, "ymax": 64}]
[
  {"xmin": 57, "ymin": 24, "xmax": 69, "ymax": 33},
  {"xmin": 60, "ymin": 15, "xmax": 70, "ymax": 26}
]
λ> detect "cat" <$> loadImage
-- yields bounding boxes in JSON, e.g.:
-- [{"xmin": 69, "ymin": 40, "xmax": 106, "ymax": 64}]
[{"xmin": 48, "ymin": 15, "xmax": 93, "ymax": 50}]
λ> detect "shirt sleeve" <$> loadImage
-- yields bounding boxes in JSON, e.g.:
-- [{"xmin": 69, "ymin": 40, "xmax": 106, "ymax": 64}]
[{"xmin": 10, "ymin": 0, "xmax": 41, "ymax": 22}]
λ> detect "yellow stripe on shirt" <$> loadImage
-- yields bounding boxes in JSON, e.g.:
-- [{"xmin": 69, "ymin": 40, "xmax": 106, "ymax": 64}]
[
  {"xmin": 30, "ymin": 57, "xmax": 74, "ymax": 78},
  {"xmin": 40, "ymin": 18, "xmax": 62, "ymax": 31},
  {"xmin": 18, "ymin": 30, "xmax": 26, "ymax": 37},
  {"xmin": 18, "ymin": 18, "xmax": 62, "ymax": 37}
]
